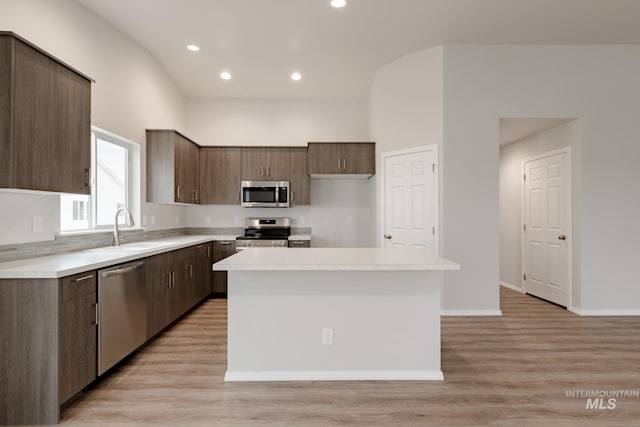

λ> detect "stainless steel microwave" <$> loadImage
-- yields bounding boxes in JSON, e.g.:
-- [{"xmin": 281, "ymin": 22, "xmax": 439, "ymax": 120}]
[{"xmin": 241, "ymin": 181, "xmax": 290, "ymax": 208}]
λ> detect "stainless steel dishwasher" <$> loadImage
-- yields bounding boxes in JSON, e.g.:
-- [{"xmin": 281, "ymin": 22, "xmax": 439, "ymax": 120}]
[{"xmin": 98, "ymin": 260, "xmax": 147, "ymax": 375}]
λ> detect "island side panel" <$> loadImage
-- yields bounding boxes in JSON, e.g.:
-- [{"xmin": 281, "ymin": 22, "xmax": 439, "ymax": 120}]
[{"xmin": 226, "ymin": 270, "xmax": 443, "ymax": 381}]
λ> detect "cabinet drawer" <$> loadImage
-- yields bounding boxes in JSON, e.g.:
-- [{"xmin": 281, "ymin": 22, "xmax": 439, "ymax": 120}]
[
  {"xmin": 61, "ymin": 271, "xmax": 97, "ymax": 302},
  {"xmin": 288, "ymin": 240, "xmax": 310, "ymax": 248}
]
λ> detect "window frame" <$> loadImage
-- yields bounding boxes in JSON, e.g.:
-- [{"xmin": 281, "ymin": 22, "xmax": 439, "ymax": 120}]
[{"xmin": 59, "ymin": 127, "xmax": 138, "ymax": 232}]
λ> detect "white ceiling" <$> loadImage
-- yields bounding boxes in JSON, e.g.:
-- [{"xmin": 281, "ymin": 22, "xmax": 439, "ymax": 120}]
[
  {"xmin": 77, "ymin": 0, "xmax": 640, "ymax": 99},
  {"xmin": 499, "ymin": 118, "xmax": 574, "ymax": 146}
]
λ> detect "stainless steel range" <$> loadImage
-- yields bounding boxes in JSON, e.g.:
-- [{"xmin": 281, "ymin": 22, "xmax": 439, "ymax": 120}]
[{"xmin": 235, "ymin": 217, "xmax": 291, "ymax": 251}]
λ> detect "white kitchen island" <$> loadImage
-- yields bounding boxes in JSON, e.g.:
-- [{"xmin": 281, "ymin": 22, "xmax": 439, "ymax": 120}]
[{"xmin": 213, "ymin": 248, "xmax": 460, "ymax": 381}]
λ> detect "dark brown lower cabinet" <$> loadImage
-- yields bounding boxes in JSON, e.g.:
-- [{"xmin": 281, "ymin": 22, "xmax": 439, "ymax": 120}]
[
  {"xmin": 147, "ymin": 244, "xmax": 213, "ymax": 338},
  {"xmin": 59, "ymin": 292, "xmax": 97, "ymax": 403},
  {"xmin": 288, "ymin": 240, "xmax": 311, "ymax": 248},
  {"xmin": 58, "ymin": 271, "xmax": 97, "ymax": 405},
  {"xmin": 0, "ymin": 242, "xmax": 215, "ymax": 426},
  {"xmin": 213, "ymin": 240, "xmax": 236, "ymax": 297}
]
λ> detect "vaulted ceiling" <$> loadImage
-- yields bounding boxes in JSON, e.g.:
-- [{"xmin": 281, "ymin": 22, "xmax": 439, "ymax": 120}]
[{"xmin": 77, "ymin": 0, "xmax": 640, "ymax": 99}]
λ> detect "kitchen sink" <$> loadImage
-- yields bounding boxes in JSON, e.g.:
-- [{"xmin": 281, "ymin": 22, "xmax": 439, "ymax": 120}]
[{"xmin": 88, "ymin": 241, "xmax": 179, "ymax": 252}]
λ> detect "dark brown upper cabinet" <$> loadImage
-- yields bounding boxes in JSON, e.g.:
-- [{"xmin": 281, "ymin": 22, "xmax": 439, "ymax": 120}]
[
  {"xmin": 0, "ymin": 32, "xmax": 92, "ymax": 194},
  {"xmin": 289, "ymin": 147, "xmax": 310, "ymax": 205},
  {"xmin": 308, "ymin": 142, "xmax": 375, "ymax": 177},
  {"xmin": 241, "ymin": 147, "xmax": 290, "ymax": 181},
  {"xmin": 200, "ymin": 147, "xmax": 242, "ymax": 205},
  {"xmin": 146, "ymin": 129, "xmax": 200, "ymax": 204}
]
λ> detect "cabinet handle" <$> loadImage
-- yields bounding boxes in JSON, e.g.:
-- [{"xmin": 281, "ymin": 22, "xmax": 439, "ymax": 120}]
[
  {"xmin": 189, "ymin": 264, "xmax": 193, "ymax": 278},
  {"xmin": 207, "ymin": 246, "xmax": 211, "ymax": 258},
  {"xmin": 291, "ymin": 191, "xmax": 295, "ymax": 203},
  {"xmin": 237, "ymin": 191, "xmax": 240, "ymax": 201},
  {"xmin": 92, "ymin": 303, "xmax": 99, "ymax": 326},
  {"xmin": 261, "ymin": 166, "xmax": 265, "ymax": 177},
  {"xmin": 195, "ymin": 189, "xmax": 198, "ymax": 202},
  {"xmin": 166, "ymin": 273, "xmax": 171, "ymax": 288},
  {"xmin": 74, "ymin": 274, "xmax": 94, "ymax": 282},
  {"xmin": 267, "ymin": 167, "xmax": 270, "ymax": 177},
  {"xmin": 219, "ymin": 241, "xmax": 233, "ymax": 246},
  {"xmin": 337, "ymin": 159, "xmax": 341, "ymax": 170},
  {"xmin": 84, "ymin": 168, "xmax": 91, "ymax": 188},
  {"xmin": 176, "ymin": 186, "xmax": 180, "ymax": 199},
  {"xmin": 343, "ymin": 159, "xmax": 346, "ymax": 170}
]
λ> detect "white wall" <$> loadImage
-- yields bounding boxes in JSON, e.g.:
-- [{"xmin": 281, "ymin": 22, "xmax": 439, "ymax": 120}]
[
  {"xmin": 499, "ymin": 120, "xmax": 581, "ymax": 293},
  {"xmin": 186, "ymin": 98, "xmax": 373, "ymax": 247},
  {"xmin": 369, "ymin": 47, "xmax": 444, "ymax": 255},
  {"xmin": 186, "ymin": 98, "xmax": 368, "ymax": 146},
  {"xmin": 444, "ymin": 45, "xmax": 640, "ymax": 313},
  {"xmin": 0, "ymin": 0, "xmax": 188, "ymax": 244}
]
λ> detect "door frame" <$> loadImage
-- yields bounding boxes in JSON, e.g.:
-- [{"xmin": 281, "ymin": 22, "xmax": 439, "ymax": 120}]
[
  {"xmin": 520, "ymin": 146, "xmax": 572, "ymax": 309},
  {"xmin": 379, "ymin": 145, "xmax": 439, "ymax": 255}
]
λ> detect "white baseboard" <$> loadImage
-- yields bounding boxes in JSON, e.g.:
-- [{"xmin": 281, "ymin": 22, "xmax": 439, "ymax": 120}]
[
  {"xmin": 224, "ymin": 370, "xmax": 444, "ymax": 382},
  {"xmin": 441, "ymin": 310, "xmax": 502, "ymax": 316},
  {"xmin": 500, "ymin": 281, "xmax": 525, "ymax": 293},
  {"xmin": 569, "ymin": 307, "xmax": 640, "ymax": 316}
]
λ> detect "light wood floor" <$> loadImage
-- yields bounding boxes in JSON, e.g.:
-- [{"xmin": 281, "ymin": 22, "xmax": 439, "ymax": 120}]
[{"xmin": 57, "ymin": 287, "xmax": 640, "ymax": 426}]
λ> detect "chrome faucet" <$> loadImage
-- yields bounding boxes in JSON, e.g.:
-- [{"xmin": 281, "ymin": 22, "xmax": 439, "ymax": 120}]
[{"xmin": 113, "ymin": 207, "xmax": 135, "ymax": 246}]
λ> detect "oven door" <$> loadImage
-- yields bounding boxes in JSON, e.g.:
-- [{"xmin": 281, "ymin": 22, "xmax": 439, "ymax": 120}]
[{"xmin": 241, "ymin": 181, "xmax": 289, "ymax": 207}]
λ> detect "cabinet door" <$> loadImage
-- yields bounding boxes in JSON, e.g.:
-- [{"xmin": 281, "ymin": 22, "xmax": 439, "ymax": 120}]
[
  {"xmin": 289, "ymin": 147, "xmax": 310, "ymax": 205},
  {"xmin": 213, "ymin": 241, "xmax": 235, "ymax": 296},
  {"xmin": 195, "ymin": 243, "xmax": 212, "ymax": 300},
  {"xmin": 200, "ymin": 147, "xmax": 242, "ymax": 204},
  {"xmin": 191, "ymin": 143, "xmax": 200, "ymax": 204},
  {"xmin": 59, "ymin": 291, "xmax": 97, "ymax": 403},
  {"xmin": 342, "ymin": 143, "xmax": 375, "ymax": 175},
  {"xmin": 147, "ymin": 255, "xmax": 173, "ymax": 337},
  {"xmin": 265, "ymin": 147, "xmax": 290, "ymax": 180},
  {"xmin": 174, "ymin": 134, "xmax": 191, "ymax": 203},
  {"xmin": 308, "ymin": 143, "xmax": 342, "ymax": 174},
  {"xmin": 241, "ymin": 147, "xmax": 265, "ymax": 181},
  {"xmin": 146, "ymin": 130, "xmax": 176, "ymax": 203},
  {"xmin": 13, "ymin": 39, "xmax": 91, "ymax": 194}
]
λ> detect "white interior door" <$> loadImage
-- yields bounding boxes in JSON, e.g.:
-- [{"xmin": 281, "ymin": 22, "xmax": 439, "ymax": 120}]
[
  {"xmin": 523, "ymin": 150, "xmax": 570, "ymax": 307},
  {"xmin": 383, "ymin": 148, "xmax": 437, "ymax": 255}
]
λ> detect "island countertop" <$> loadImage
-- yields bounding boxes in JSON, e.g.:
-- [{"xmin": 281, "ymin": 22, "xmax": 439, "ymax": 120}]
[{"xmin": 213, "ymin": 247, "xmax": 460, "ymax": 271}]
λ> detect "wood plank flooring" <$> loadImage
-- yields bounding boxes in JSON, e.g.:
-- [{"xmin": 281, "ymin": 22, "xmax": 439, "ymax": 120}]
[{"xmin": 57, "ymin": 287, "xmax": 640, "ymax": 426}]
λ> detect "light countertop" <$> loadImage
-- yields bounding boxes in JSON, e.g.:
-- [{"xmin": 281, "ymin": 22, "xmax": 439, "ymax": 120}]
[
  {"xmin": 0, "ymin": 235, "xmax": 224, "ymax": 279},
  {"xmin": 213, "ymin": 247, "xmax": 460, "ymax": 271}
]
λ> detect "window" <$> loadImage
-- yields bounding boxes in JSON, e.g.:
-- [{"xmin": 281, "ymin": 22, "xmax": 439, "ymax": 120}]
[{"xmin": 60, "ymin": 128, "xmax": 137, "ymax": 231}]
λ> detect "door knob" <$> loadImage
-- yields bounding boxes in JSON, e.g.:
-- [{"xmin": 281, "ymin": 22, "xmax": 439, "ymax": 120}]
[
  {"xmin": 384, "ymin": 234, "xmax": 392, "ymax": 239},
  {"xmin": 558, "ymin": 235, "xmax": 567, "ymax": 240}
]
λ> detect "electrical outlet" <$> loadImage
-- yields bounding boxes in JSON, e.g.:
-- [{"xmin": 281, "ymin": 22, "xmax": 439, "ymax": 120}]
[
  {"xmin": 205, "ymin": 215, "xmax": 211, "ymax": 224},
  {"xmin": 322, "ymin": 328, "xmax": 334, "ymax": 345},
  {"xmin": 32, "ymin": 216, "xmax": 43, "ymax": 233}
]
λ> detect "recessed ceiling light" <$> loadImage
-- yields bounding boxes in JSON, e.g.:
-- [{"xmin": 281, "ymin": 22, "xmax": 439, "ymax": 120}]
[
  {"xmin": 187, "ymin": 44, "xmax": 200, "ymax": 52},
  {"xmin": 220, "ymin": 71, "xmax": 232, "ymax": 80},
  {"xmin": 291, "ymin": 72, "xmax": 302, "ymax": 81},
  {"xmin": 331, "ymin": 0, "xmax": 346, "ymax": 8}
]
